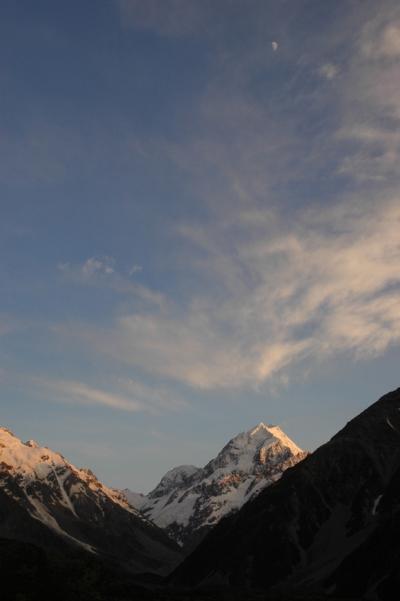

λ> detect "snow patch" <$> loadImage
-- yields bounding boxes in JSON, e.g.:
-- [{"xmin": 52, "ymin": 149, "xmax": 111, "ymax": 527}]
[
  {"xmin": 386, "ymin": 416, "xmax": 399, "ymax": 433},
  {"xmin": 372, "ymin": 494, "xmax": 383, "ymax": 515}
]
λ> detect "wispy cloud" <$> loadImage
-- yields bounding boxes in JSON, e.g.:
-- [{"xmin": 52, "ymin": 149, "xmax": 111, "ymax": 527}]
[
  {"xmin": 37, "ymin": 378, "xmax": 143, "ymax": 412},
  {"xmin": 59, "ymin": 256, "xmax": 115, "ymax": 278},
  {"xmin": 58, "ymin": 257, "xmax": 163, "ymax": 307},
  {"xmin": 361, "ymin": 16, "xmax": 400, "ymax": 59},
  {"xmin": 55, "ymin": 2, "xmax": 400, "ymax": 394},
  {"xmin": 35, "ymin": 377, "xmax": 184, "ymax": 414},
  {"xmin": 337, "ymin": 6, "xmax": 400, "ymax": 181},
  {"xmin": 62, "ymin": 196, "xmax": 400, "ymax": 391},
  {"xmin": 318, "ymin": 63, "xmax": 339, "ymax": 80},
  {"xmin": 81, "ymin": 257, "xmax": 115, "ymax": 277}
]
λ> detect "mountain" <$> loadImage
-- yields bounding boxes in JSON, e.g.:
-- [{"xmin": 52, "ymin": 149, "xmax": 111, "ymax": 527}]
[
  {"xmin": 170, "ymin": 388, "xmax": 400, "ymax": 600},
  {"xmin": 0, "ymin": 425, "xmax": 181, "ymax": 575},
  {"xmin": 124, "ymin": 422, "xmax": 307, "ymax": 549}
]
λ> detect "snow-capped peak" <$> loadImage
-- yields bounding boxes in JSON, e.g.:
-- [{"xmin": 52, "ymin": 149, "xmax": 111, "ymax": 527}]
[
  {"xmin": 204, "ymin": 421, "xmax": 302, "ymax": 477},
  {"xmin": 249, "ymin": 422, "xmax": 271, "ymax": 436},
  {"xmin": 265, "ymin": 424, "xmax": 303, "ymax": 455},
  {"xmin": 124, "ymin": 421, "xmax": 307, "ymax": 548},
  {"xmin": 0, "ymin": 426, "xmax": 68, "ymax": 480},
  {"xmin": 0, "ymin": 424, "xmax": 182, "ymax": 574},
  {"xmin": 0, "ymin": 424, "xmax": 139, "ymax": 525},
  {"xmin": 244, "ymin": 422, "xmax": 303, "ymax": 455}
]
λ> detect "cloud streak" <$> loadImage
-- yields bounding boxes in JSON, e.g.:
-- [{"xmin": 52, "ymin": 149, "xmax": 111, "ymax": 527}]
[
  {"xmin": 41, "ymin": 379, "xmax": 144, "ymax": 412},
  {"xmin": 35, "ymin": 377, "xmax": 184, "ymax": 414}
]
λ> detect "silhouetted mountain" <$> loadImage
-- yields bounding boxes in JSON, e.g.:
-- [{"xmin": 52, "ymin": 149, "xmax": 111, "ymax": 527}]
[
  {"xmin": 0, "ymin": 426, "xmax": 181, "ymax": 576},
  {"xmin": 124, "ymin": 422, "xmax": 306, "ymax": 550},
  {"xmin": 170, "ymin": 388, "xmax": 400, "ymax": 600}
]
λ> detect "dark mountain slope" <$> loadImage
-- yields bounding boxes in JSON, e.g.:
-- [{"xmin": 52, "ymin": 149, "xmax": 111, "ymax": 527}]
[
  {"xmin": 326, "ymin": 461, "xmax": 400, "ymax": 599},
  {"xmin": 0, "ymin": 537, "xmax": 154, "ymax": 601},
  {"xmin": 0, "ymin": 537, "xmax": 366, "ymax": 601},
  {"xmin": 170, "ymin": 388, "xmax": 400, "ymax": 598}
]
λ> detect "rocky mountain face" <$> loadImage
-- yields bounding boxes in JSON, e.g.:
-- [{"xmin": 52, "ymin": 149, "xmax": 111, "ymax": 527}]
[
  {"xmin": 170, "ymin": 388, "xmax": 400, "ymax": 600},
  {"xmin": 124, "ymin": 422, "xmax": 307, "ymax": 550},
  {"xmin": 0, "ymin": 426, "xmax": 181, "ymax": 575}
]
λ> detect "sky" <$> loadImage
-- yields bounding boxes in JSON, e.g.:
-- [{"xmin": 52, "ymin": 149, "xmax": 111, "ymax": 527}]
[{"xmin": 1, "ymin": 0, "xmax": 400, "ymax": 492}]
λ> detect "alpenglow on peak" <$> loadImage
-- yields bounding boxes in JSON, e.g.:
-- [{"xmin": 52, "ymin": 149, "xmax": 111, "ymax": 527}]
[{"xmin": 124, "ymin": 421, "xmax": 307, "ymax": 549}]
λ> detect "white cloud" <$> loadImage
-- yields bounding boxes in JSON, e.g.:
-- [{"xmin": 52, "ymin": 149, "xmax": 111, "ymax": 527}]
[
  {"xmin": 67, "ymin": 196, "xmax": 400, "ymax": 391},
  {"xmin": 318, "ymin": 63, "xmax": 339, "ymax": 80},
  {"xmin": 361, "ymin": 19, "xmax": 400, "ymax": 59},
  {"xmin": 81, "ymin": 256, "xmax": 115, "ymax": 276},
  {"xmin": 271, "ymin": 41, "xmax": 278, "ymax": 52},
  {"xmin": 58, "ymin": 257, "xmax": 163, "ymax": 307},
  {"xmin": 58, "ymin": 256, "xmax": 115, "ymax": 278}
]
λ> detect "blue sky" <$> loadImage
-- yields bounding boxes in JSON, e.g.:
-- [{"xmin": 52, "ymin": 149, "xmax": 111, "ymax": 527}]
[{"xmin": 1, "ymin": 0, "xmax": 400, "ymax": 492}]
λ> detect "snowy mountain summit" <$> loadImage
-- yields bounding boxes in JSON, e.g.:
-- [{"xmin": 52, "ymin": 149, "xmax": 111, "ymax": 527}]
[
  {"xmin": 124, "ymin": 422, "xmax": 307, "ymax": 549},
  {"xmin": 0, "ymin": 425, "xmax": 181, "ymax": 574}
]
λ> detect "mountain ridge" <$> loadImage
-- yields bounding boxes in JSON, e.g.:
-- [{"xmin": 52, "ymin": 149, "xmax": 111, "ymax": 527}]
[
  {"xmin": 170, "ymin": 387, "xmax": 400, "ymax": 599},
  {"xmin": 124, "ymin": 421, "xmax": 307, "ymax": 549},
  {"xmin": 0, "ymin": 425, "xmax": 181, "ymax": 575}
]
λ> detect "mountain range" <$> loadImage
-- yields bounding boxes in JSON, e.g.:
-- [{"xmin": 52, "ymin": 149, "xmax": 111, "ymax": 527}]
[
  {"xmin": 0, "ymin": 425, "xmax": 181, "ymax": 576},
  {"xmin": 170, "ymin": 388, "xmax": 400, "ymax": 600},
  {"xmin": 1, "ymin": 388, "xmax": 400, "ymax": 600},
  {"xmin": 123, "ymin": 422, "xmax": 307, "ymax": 549}
]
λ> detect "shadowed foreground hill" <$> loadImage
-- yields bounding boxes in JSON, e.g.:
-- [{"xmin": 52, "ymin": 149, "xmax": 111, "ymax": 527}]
[
  {"xmin": 170, "ymin": 388, "xmax": 400, "ymax": 600},
  {"xmin": 0, "ymin": 537, "xmax": 365, "ymax": 601},
  {"xmin": 0, "ymin": 537, "xmax": 153, "ymax": 601}
]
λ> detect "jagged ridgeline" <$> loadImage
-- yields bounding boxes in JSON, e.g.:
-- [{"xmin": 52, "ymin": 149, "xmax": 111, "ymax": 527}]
[
  {"xmin": 170, "ymin": 388, "xmax": 400, "ymax": 600},
  {"xmin": 0, "ymin": 426, "xmax": 181, "ymax": 576},
  {"xmin": 123, "ymin": 422, "xmax": 307, "ymax": 550}
]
